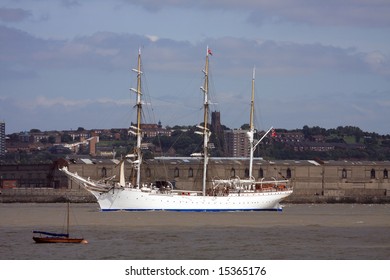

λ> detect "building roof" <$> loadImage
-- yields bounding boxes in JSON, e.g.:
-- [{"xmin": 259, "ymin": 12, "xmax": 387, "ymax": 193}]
[{"xmin": 63, "ymin": 156, "xmax": 390, "ymax": 167}]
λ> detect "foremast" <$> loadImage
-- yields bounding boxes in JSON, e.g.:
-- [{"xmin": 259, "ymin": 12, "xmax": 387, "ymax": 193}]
[
  {"xmin": 130, "ymin": 48, "xmax": 143, "ymax": 187},
  {"xmin": 197, "ymin": 47, "xmax": 212, "ymax": 196}
]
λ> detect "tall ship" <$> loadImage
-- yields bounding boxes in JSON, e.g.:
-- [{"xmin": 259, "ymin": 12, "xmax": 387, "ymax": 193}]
[{"xmin": 61, "ymin": 47, "xmax": 293, "ymax": 211}]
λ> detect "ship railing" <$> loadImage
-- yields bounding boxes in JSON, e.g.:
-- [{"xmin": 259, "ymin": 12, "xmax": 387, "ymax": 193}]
[{"xmin": 212, "ymin": 176, "xmax": 291, "ymax": 193}]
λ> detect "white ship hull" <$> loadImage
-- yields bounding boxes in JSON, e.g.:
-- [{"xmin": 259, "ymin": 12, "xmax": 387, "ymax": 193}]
[{"xmin": 86, "ymin": 187, "xmax": 292, "ymax": 212}]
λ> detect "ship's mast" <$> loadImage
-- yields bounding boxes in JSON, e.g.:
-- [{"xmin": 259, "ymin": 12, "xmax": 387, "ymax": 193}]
[
  {"xmin": 130, "ymin": 48, "xmax": 143, "ymax": 187},
  {"xmin": 248, "ymin": 67, "xmax": 255, "ymax": 179},
  {"xmin": 248, "ymin": 67, "xmax": 274, "ymax": 178},
  {"xmin": 199, "ymin": 47, "xmax": 211, "ymax": 196}
]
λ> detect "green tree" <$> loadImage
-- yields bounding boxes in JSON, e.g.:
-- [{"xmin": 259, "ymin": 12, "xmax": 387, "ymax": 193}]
[
  {"xmin": 48, "ymin": 135, "xmax": 56, "ymax": 144},
  {"xmin": 61, "ymin": 133, "xmax": 72, "ymax": 143},
  {"xmin": 241, "ymin": 123, "xmax": 250, "ymax": 130}
]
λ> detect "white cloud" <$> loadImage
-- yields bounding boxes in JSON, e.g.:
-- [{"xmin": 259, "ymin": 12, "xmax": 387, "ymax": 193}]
[
  {"xmin": 363, "ymin": 51, "xmax": 390, "ymax": 76},
  {"xmin": 146, "ymin": 34, "xmax": 159, "ymax": 42},
  {"xmin": 24, "ymin": 96, "xmax": 128, "ymax": 108}
]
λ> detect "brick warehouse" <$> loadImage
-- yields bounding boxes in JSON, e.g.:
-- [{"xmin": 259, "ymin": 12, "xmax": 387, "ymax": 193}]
[{"xmin": 1, "ymin": 158, "xmax": 390, "ymax": 203}]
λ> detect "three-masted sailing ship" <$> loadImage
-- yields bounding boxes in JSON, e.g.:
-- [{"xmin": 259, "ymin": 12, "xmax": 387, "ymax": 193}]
[{"xmin": 61, "ymin": 47, "xmax": 293, "ymax": 211}]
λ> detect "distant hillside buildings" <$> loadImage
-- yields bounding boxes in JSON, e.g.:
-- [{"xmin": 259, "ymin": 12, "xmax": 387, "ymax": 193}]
[
  {"xmin": 224, "ymin": 129, "xmax": 251, "ymax": 157},
  {"xmin": 2, "ymin": 118, "xmax": 390, "ymax": 203},
  {"xmin": 0, "ymin": 112, "xmax": 374, "ymax": 162}
]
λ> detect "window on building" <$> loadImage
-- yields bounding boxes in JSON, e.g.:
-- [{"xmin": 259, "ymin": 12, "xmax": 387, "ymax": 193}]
[
  {"xmin": 230, "ymin": 168, "xmax": 235, "ymax": 178},
  {"xmin": 370, "ymin": 169, "xmax": 376, "ymax": 179},
  {"xmin": 258, "ymin": 168, "xmax": 264, "ymax": 178},
  {"xmin": 174, "ymin": 167, "xmax": 179, "ymax": 178},
  {"xmin": 146, "ymin": 168, "xmax": 151, "ymax": 178},
  {"xmin": 342, "ymin": 168, "xmax": 347, "ymax": 179},
  {"xmin": 101, "ymin": 167, "xmax": 107, "ymax": 178},
  {"xmin": 245, "ymin": 168, "xmax": 249, "ymax": 178},
  {"xmin": 384, "ymin": 169, "xmax": 388, "ymax": 179},
  {"xmin": 188, "ymin": 168, "xmax": 193, "ymax": 178},
  {"xmin": 286, "ymin": 168, "xmax": 292, "ymax": 179}
]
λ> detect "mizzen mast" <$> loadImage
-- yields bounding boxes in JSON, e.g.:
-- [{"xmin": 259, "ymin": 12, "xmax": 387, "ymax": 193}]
[{"xmin": 248, "ymin": 67, "xmax": 274, "ymax": 178}]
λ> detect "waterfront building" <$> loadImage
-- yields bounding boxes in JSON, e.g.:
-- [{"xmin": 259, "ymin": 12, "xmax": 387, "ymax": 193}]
[
  {"xmin": 1, "ymin": 157, "xmax": 390, "ymax": 203},
  {"xmin": 61, "ymin": 157, "xmax": 390, "ymax": 201},
  {"xmin": 0, "ymin": 121, "xmax": 5, "ymax": 158}
]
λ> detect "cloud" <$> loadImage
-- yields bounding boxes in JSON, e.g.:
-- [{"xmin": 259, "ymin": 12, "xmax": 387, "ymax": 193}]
[
  {"xmin": 0, "ymin": 7, "xmax": 32, "ymax": 23},
  {"xmin": 1, "ymin": 25, "xmax": 389, "ymax": 83},
  {"xmin": 202, "ymin": 37, "xmax": 389, "ymax": 78},
  {"xmin": 23, "ymin": 96, "xmax": 128, "ymax": 108},
  {"xmin": 125, "ymin": 0, "xmax": 390, "ymax": 28},
  {"xmin": 146, "ymin": 34, "xmax": 160, "ymax": 42},
  {"xmin": 363, "ymin": 51, "xmax": 390, "ymax": 76},
  {"xmin": 0, "ymin": 26, "xmax": 52, "ymax": 79},
  {"xmin": 1, "ymin": 95, "xmax": 131, "ymax": 132},
  {"xmin": 61, "ymin": 0, "xmax": 81, "ymax": 8},
  {"xmin": 0, "ymin": 26, "xmax": 146, "ymax": 77},
  {"xmin": 247, "ymin": 0, "xmax": 390, "ymax": 28}
]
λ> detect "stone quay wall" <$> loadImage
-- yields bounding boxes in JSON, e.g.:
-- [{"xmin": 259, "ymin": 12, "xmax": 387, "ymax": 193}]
[{"xmin": 0, "ymin": 187, "xmax": 95, "ymax": 203}]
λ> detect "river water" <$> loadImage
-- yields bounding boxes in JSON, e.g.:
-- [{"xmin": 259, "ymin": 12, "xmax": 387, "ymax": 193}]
[{"xmin": 0, "ymin": 203, "xmax": 389, "ymax": 260}]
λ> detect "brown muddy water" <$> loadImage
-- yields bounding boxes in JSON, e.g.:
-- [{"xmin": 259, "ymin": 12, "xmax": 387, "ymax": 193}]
[{"xmin": 0, "ymin": 203, "xmax": 389, "ymax": 260}]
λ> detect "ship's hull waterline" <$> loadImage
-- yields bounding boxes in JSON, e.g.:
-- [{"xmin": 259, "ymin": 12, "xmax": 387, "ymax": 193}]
[{"xmin": 87, "ymin": 187, "xmax": 293, "ymax": 212}]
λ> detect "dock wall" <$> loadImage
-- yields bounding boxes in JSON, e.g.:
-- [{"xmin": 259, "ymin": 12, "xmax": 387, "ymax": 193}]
[
  {"xmin": 1, "ymin": 187, "xmax": 389, "ymax": 204},
  {"xmin": 1, "ymin": 159, "xmax": 390, "ymax": 203}
]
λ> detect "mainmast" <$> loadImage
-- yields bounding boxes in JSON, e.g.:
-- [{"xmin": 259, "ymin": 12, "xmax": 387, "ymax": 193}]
[
  {"xmin": 198, "ymin": 47, "xmax": 211, "ymax": 196},
  {"xmin": 248, "ymin": 67, "xmax": 255, "ymax": 179},
  {"xmin": 130, "ymin": 48, "xmax": 143, "ymax": 187}
]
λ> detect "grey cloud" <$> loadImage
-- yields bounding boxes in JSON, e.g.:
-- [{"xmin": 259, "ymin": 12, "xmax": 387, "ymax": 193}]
[
  {"xmin": 125, "ymin": 0, "xmax": 390, "ymax": 28},
  {"xmin": 248, "ymin": 1, "xmax": 390, "ymax": 28},
  {"xmin": 203, "ymin": 37, "xmax": 387, "ymax": 78},
  {"xmin": 0, "ymin": 26, "xmax": 146, "ymax": 77},
  {"xmin": 61, "ymin": 0, "xmax": 81, "ymax": 8},
  {"xmin": 0, "ymin": 7, "xmax": 32, "ymax": 23},
  {"xmin": 1, "ymin": 25, "xmax": 388, "ymax": 81},
  {"xmin": 1, "ymin": 95, "xmax": 130, "ymax": 133},
  {"xmin": 0, "ymin": 26, "xmax": 50, "ymax": 80}
]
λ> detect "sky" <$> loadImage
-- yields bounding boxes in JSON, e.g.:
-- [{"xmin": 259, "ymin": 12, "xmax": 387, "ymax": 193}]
[{"xmin": 1, "ymin": 0, "xmax": 390, "ymax": 135}]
